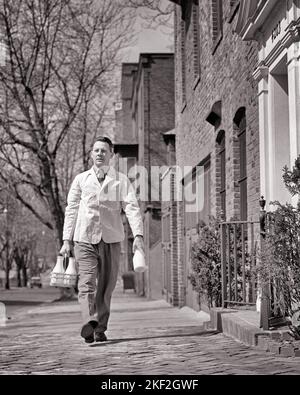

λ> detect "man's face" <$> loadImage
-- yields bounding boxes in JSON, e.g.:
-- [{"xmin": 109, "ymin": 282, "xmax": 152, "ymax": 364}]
[{"xmin": 91, "ymin": 141, "xmax": 112, "ymax": 168}]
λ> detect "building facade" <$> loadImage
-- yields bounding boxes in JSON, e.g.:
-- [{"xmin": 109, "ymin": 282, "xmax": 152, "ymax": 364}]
[
  {"xmin": 235, "ymin": 0, "xmax": 300, "ymax": 209},
  {"xmin": 161, "ymin": 131, "xmax": 178, "ymax": 305},
  {"xmin": 115, "ymin": 54, "xmax": 175, "ymax": 299},
  {"xmin": 168, "ymin": 0, "xmax": 260, "ymax": 311},
  {"xmin": 114, "ymin": 63, "xmax": 139, "ymax": 281}
]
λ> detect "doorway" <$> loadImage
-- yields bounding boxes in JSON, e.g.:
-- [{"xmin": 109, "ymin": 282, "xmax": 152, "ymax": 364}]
[{"xmin": 269, "ymin": 55, "xmax": 291, "ymax": 204}]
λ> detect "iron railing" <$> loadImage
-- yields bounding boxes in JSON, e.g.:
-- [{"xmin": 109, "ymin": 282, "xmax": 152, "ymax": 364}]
[
  {"xmin": 220, "ymin": 197, "xmax": 291, "ymax": 331},
  {"xmin": 259, "ymin": 198, "xmax": 290, "ymax": 330},
  {"xmin": 220, "ymin": 220, "xmax": 260, "ymax": 308}
]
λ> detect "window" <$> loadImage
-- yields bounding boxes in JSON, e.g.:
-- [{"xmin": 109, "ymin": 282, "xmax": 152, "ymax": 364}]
[
  {"xmin": 184, "ymin": 171, "xmax": 198, "ymax": 231},
  {"xmin": 183, "ymin": 157, "xmax": 211, "ymax": 230},
  {"xmin": 237, "ymin": 114, "xmax": 247, "ymax": 221},
  {"xmin": 217, "ymin": 131, "xmax": 226, "ymax": 219},
  {"xmin": 180, "ymin": 0, "xmax": 201, "ymax": 103},
  {"xmin": 211, "ymin": 0, "xmax": 223, "ymax": 53},
  {"xmin": 199, "ymin": 158, "xmax": 211, "ymax": 225}
]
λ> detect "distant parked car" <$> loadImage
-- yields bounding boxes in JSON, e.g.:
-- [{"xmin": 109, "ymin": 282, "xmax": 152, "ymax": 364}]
[{"xmin": 29, "ymin": 276, "xmax": 42, "ymax": 288}]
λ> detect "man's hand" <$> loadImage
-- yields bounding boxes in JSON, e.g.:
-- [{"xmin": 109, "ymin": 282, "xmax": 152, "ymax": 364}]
[
  {"xmin": 59, "ymin": 240, "xmax": 73, "ymax": 257},
  {"xmin": 133, "ymin": 235, "xmax": 144, "ymax": 254}
]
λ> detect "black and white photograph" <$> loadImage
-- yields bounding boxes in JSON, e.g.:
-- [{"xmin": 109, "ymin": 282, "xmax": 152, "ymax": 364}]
[{"xmin": 1, "ymin": 0, "xmax": 300, "ymax": 379}]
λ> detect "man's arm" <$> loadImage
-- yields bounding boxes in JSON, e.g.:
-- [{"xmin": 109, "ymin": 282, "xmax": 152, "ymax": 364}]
[
  {"xmin": 133, "ymin": 235, "xmax": 144, "ymax": 253},
  {"xmin": 121, "ymin": 176, "xmax": 144, "ymax": 252},
  {"xmin": 60, "ymin": 175, "xmax": 82, "ymax": 255}
]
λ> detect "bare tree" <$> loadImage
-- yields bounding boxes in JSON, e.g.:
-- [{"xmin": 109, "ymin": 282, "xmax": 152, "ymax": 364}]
[
  {"xmin": 125, "ymin": 0, "xmax": 174, "ymax": 28},
  {"xmin": 0, "ymin": 187, "xmax": 42, "ymax": 289},
  {"xmin": 0, "ymin": 236, "xmax": 14, "ymax": 289},
  {"xmin": 0, "ymin": 0, "xmax": 134, "ymax": 248},
  {"xmin": 12, "ymin": 233, "xmax": 37, "ymax": 287},
  {"xmin": 56, "ymin": 85, "xmax": 113, "ymax": 203},
  {"xmin": 0, "ymin": 191, "xmax": 15, "ymax": 289}
]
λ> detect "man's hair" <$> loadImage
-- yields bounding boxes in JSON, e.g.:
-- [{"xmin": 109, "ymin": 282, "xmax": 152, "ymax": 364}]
[{"xmin": 93, "ymin": 136, "xmax": 114, "ymax": 152}]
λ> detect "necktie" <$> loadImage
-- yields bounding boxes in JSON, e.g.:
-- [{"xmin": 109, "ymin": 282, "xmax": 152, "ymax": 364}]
[{"xmin": 96, "ymin": 170, "xmax": 106, "ymax": 183}]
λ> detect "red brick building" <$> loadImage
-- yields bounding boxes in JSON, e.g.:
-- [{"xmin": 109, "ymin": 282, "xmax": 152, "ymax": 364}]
[{"xmin": 166, "ymin": 0, "xmax": 260, "ymax": 312}]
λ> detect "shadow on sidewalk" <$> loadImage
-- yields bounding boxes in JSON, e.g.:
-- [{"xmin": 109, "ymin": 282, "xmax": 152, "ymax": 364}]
[
  {"xmin": 1, "ymin": 300, "xmax": 42, "ymax": 306},
  {"xmin": 89, "ymin": 329, "xmax": 219, "ymax": 347}
]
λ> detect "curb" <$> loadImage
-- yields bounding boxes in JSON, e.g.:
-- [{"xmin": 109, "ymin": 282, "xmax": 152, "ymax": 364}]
[{"xmin": 206, "ymin": 308, "xmax": 300, "ymax": 358}]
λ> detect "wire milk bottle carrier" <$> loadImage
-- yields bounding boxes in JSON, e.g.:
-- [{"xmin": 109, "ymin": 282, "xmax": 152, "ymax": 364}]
[{"xmin": 50, "ymin": 252, "xmax": 77, "ymax": 288}]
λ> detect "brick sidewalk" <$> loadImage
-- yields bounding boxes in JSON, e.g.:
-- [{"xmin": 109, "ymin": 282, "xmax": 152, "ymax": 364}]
[{"xmin": 1, "ymin": 281, "xmax": 300, "ymax": 375}]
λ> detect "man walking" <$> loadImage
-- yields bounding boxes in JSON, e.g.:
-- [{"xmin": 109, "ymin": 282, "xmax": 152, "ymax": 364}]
[{"xmin": 60, "ymin": 136, "xmax": 144, "ymax": 343}]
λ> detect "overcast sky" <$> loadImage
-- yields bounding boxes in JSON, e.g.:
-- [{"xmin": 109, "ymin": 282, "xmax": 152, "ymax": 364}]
[
  {"xmin": 126, "ymin": 27, "xmax": 174, "ymax": 62},
  {"xmin": 122, "ymin": 3, "xmax": 174, "ymax": 62}
]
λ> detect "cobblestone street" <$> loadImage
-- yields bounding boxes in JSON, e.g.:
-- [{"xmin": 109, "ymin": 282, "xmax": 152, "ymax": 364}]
[{"xmin": 0, "ymin": 282, "xmax": 300, "ymax": 376}]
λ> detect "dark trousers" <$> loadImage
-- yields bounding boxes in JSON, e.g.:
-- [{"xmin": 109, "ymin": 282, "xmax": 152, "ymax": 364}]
[{"xmin": 74, "ymin": 240, "xmax": 121, "ymax": 333}]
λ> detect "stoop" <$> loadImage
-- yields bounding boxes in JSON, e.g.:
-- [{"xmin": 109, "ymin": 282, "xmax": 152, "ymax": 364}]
[
  {"xmin": 205, "ymin": 308, "xmax": 300, "ymax": 357},
  {"xmin": 204, "ymin": 308, "xmax": 262, "ymax": 347}
]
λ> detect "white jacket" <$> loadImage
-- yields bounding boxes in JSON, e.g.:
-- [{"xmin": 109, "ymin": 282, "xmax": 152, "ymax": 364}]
[{"xmin": 63, "ymin": 167, "xmax": 143, "ymax": 244}]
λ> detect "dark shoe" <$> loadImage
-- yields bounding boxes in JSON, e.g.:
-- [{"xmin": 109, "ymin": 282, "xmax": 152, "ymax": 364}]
[
  {"xmin": 84, "ymin": 335, "xmax": 95, "ymax": 344},
  {"xmin": 81, "ymin": 320, "xmax": 98, "ymax": 343},
  {"xmin": 95, "ymin": 332, "xmax": 107, "ymax": 342}
]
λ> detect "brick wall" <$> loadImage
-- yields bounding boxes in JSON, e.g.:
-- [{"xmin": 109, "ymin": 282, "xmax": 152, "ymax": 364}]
[
  {"xmin": 170, "ymin": 170, "xmax": 179, "ymax": 306},
  {"xmin": 161, "ymin": 167, "xmax": 180, "ymax": 307},
  {"xmin": 142, "ymin": 55, "xmax": 175, "ymax": 198},
  {"xmin": 176, "ymin": 199, "xmax": 185, "ymax": 308},
  {"xmin": 118, "ymin": 63, "xmax": 138, "ymax": 144},
  {"xmin": 134, "ymin": 54, "xmax": 175, "ymax": 220},
  {"xmin": 175, "ymin": 1, "xmax": 259, "ymax": 221}
]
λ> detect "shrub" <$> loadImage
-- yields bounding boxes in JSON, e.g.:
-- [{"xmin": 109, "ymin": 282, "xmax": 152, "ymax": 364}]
[
  {"xmin": 256, "ymin": 157, "xmax": 300, "ymax": 337},
  {"xmin": 189, "ymin": 217, "xmax": 253, "ymax": 309},
  {"xmin": 189, "ymin": 218, "xmax": 222, "ymax": 308},
  {"xmin": 257, "ymin": 203, "xmax": 300, "ymax": 337}
]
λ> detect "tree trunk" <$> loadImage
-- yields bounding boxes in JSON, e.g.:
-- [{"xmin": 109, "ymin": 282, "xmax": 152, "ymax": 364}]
[
  {"xmin": 22, "ymin": 266, "xmax": 28, "ymax": 287},
  {"xmin": 5, "ymin": 267, "xmax": 10, "ymax": 290},
  {"xmin": 5, "ymin": 239, "xmax": 10, "ymax": 290},
  {"xmin": 17, "ymin": 267, "xmax": 22, "ymax": 287}
]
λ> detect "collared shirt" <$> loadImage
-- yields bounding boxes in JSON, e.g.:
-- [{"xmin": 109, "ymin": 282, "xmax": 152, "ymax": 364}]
[
  {"xmin": 94, "ymin": 166, "xmax": 107, "ymax": 182},
  {"xmin": 63, "ymin": 167, "xmax": 144, "ymax": 244}
]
